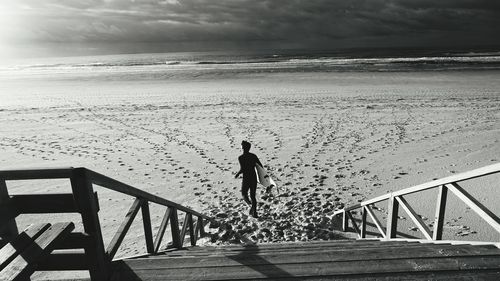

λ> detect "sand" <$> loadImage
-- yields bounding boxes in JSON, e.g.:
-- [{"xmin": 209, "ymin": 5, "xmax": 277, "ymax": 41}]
[{"xmin": 1, "ymin": 70, "xmax": 499, "ymax": 265}]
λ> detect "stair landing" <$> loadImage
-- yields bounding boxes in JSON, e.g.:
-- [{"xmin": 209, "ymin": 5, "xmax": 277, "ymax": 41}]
[{"xmin": 111, "ymin": 239, "xmax": 500, "ymax": 280}]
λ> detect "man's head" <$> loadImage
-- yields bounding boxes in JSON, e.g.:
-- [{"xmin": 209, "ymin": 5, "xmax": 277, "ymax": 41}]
[{"xmin": 241, "ymin": 140, "xmax": 251, "ymax": 152}]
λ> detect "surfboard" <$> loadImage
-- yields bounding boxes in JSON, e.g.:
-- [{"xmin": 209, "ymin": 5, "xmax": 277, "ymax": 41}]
[{"xmin": 255, "ymin": 164, "xmax": 277, "ymax": 193}]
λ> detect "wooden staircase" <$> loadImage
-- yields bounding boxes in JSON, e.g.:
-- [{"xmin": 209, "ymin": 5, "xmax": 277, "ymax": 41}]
[{"xmin": 112, "ymin": 239, "xmax": 500, "ymax": 280}]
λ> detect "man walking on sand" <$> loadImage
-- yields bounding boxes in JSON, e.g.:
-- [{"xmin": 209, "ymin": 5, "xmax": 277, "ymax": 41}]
[{"xmin": 235, "ymin": 141, "xmax": 263, "ymax": 218}]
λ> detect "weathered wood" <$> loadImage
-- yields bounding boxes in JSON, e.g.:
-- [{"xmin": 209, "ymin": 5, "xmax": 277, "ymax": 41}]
[
  {"xmin": 396, "ymin": 196, "xmax": 432, "ymax": 240},
  {"xmin": 386, "ymin": 196, "xmax": 399, "ymax": 239},
  {"xmin": 0, "ymin": 180, "xmax": 18, "ymax": 244},
  {"xmin": 107, "ymin": 198, "xmax": 142, "ymax": 259},
  {"xmin": 433, "ymin": 185, "xmax": 448, "ymax": 240},
  {"xmin": 11, "ymin": 194, "xmax": 78, "ymax": 214},
  {"xmin": 0, "ymin": 224, "xmax": 51, "ymax": 271},
  {"xmin": 141, "ymin": 201, "xmax": 154, "ymax": 254},
  {"xmin": 169, "ymin": 208, "xmax": 181, "ymax": 249},
  {"xmin": 364, "ymin": 205, "xmax": 386, "ymax": 238},
  {"xmin": 361, "ymin": 207, "xmax": 367, "ymax": 238},
  {"xmin": 448, "ymin": 182, "xmax": 500, "ymax": 234},
  {"xmin": 87, "ymin": 170, "xmax": 209, "ymax": 220},
  {"xmin": 188, "ymin": 214, "xmax": 195, "ymax": 246},
  {"xmin": 197, "ymin": 216, "xmax": 206, "ymax": 238},
  {"xmin": 179, "ymin": 214, "xmax": 191, "ymax": 248},
  {"xmin": 70, "ymin": 168, "xmax": 109, "ymax": 281},
  {"xmin": 153, "ymin": 208, "xmax": 171, "ymax": 253},
  {"xmin": 345, "ymin": 212, "xmax": 360, "ymax": 237},
  {"xmin": 37, "ymin": 251, "xmax": 88, "ymax": 271},
  {"xmin": 342, "ymin": 211, "xmax": 348, "ymax": 231},
  {"xmin": 122, "ymin": 244, "xmax": 500, "ymax": 269},
  {"xmin": 0, "ymin": 222, "xmax": 74, "ymax": 281},
  {"xmin": 120, "ymin": 255, "xmax": 500, "ymax": 280},
  {"xmin": 0, "ymin": 167, "xmax": 73, "ymax": 180}
]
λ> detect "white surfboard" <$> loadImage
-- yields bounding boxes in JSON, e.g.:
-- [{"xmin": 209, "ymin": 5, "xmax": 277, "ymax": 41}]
[{"xmin": 255, "ymin": 164, "xmax": 278, "ymax": 193}]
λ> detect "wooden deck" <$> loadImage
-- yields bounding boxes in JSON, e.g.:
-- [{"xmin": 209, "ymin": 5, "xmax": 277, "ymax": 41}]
[{"xmin": 111, "ymin": 239, "xmax": 500, "ymax": 280}]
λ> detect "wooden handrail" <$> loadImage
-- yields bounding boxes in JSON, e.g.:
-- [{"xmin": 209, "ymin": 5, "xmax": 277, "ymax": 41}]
[
  {"xmin": 334, "ymin": 163, "xmax": 500, "ymax": 243},
  {"xmin": 0, "ymin": 167, "xmax": 212, "ymax": 281}
]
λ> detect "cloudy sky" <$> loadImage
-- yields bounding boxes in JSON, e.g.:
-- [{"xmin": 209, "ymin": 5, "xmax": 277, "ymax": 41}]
[{"xmin": 1, "ymin": 0, "xmax": 499, "ymax": 58}]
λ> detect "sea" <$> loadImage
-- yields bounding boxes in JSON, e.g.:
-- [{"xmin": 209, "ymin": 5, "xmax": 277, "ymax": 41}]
[{"xmin": 1, "ymin": 48, "xmax": 500, "ymax": 108}]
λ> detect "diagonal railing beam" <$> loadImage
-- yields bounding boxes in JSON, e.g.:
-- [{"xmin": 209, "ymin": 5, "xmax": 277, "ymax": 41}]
[
  {"xmin": 364, "ymin": 205, "xmax": 386, "ymax": 238},
  {"xmin": 107, "ymin": 198, "xmax": 142, "ymax": 260},
  {"xmin": 153, "ymin": 207, "xmax": 172, "ymax": 253},
  {"xmin": 447, "ymin": 183, "xmax": 500, "ymax": 234},
  {"xmin": 396, "ymin": 196, "xmax": 432, "ymax": 240}
]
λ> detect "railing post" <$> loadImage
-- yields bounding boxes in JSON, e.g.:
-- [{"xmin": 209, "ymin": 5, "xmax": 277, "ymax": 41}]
[
  {"xmin": 170, "ymin": 208, "xmax": 181, "ymax": 249},
  {"xmin": 361, "ymin": 207, "xmax": 367, "ymax": 238},
  {"xmin": 197, "ymin": 216, "xmax": 205, "ymax": 238},
  {"xmin": 342, "ymin": 210, "xmax": 348, "ymax": 231},
  {"xmin": 70, "ymin": 168, "xmax": 109, "ymax": 281},
  {"xmin": 141, "ymin": 200, "xmax": 154, "ymax": 254},
  {"xmin": 386, "ymin": 195, "xmax": 399, "ymax": 239},
  {"xmin": 0, "ymin": 179, "xmax": 18, "ymax": 242},
  {"xmin": 433, "ymin": 185, "xmax": 448, "ymax": 240}
]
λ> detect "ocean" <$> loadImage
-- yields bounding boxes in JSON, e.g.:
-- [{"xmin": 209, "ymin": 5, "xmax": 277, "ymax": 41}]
[{"xmin": 1, "ymin": 49, "xmax": 500, "ymax": 109}]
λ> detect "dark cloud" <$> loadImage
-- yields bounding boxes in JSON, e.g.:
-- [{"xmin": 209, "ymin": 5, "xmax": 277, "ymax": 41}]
[{"xmin": 2, "ymin": 0, "xmax": 500, "ymax": 56}]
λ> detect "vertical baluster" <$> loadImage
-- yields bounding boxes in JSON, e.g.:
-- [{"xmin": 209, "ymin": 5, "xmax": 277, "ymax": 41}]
[
  {"xmin": 386, "ymin": 196, "xmax": 399, "ymax": 239},
  {"xmin": 70, "ymin": 168, "xmax": 109, "ymax": 281},
  {"xmin": 0, "ymin": 179, "xmax": 18, "ymax": 243},
  {"xmin": 342, "ymin": 210, "xmax": 348, "ymax": 232},
  {"xmin": 169, "ymin": 208, "xmax": 181, "ymax": 249},
  {"xmin": 433, "ymin": 185, "xmax": 448, "ymax": 240},
  {"xmin": 141, "ymin": 200, "xmax": 154, "ymax": 253},
  {"xmin": 361, "ymin": 206, "xmax": 367, "ymax": 238}
]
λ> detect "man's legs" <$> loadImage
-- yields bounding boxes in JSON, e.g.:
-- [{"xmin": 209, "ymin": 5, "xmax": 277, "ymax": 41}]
[
  {"xmin": 249, "ymin": 184, "xmax": 257, "ymax": 217},
  {"xmin": 241, "ymin": 182, "xmax": 251, "ymax": 205}
]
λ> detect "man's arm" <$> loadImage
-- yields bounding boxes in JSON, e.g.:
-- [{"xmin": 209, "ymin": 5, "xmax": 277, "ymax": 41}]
[
  {"xmin": 235, "ymin": 157, "xmax": 243, "ymax": 178},
  {"xmin": 255, "ymin": 155, "xmax": 263, "ymax": 168}
]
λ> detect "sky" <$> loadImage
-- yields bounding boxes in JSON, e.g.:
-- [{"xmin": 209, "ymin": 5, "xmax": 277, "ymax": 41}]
[{"xmin": 1, "ymin": 0, "xmax": 499, "ymax": 58}]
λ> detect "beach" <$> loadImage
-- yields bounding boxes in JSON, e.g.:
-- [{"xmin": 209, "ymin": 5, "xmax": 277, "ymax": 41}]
[{"xmin": 1, "ymin": 56, "xmax": 500, "ymax": 264}]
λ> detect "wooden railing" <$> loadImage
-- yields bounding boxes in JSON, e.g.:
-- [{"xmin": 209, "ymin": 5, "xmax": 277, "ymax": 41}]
[
  {"xmin": 0, "ymin": 167, "xmax": 211, "ymax": 280},
  {"xmin": 333, "ymin": 163, "xmax": 500, "ymax": 243}
]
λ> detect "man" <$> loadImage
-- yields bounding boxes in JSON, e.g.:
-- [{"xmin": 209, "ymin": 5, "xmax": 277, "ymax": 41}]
[{"xmin": 235, "ymin": 141, "xmax": 262, "ymax": 218}]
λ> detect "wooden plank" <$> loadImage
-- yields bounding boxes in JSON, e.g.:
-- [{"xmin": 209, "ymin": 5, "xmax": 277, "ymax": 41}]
[
  {"xmin": 11, "ymin": 194, "xmax": 78, "ymax": 214},
  {"xmin": 386, "ymin": 196, "xmax": 399, "ymax": 238},
  {"xmin": 0, "ymin": 224, "xmax": 51, "ymax": 271},
  {"xmin": 87, "ymin": 170, "xmax": 210, "ymax": 219},
  {"xmin": 365, "ymin": 205, "xmax": 386, "ymax": 238},
  {"xmin": 153, "ymin": 208, "xmax": 171, "ymax": 253},
  {"xmin": 342, "ymin": 211, "xmax": 348, "ymax": 231},
  {"xmin": 361, "ymin": 207, "xmax": 367, "ymax": 238},
  {"xmin": 433, "ymin": 185, "xmax": 448, "ymax": 240},
  {"xmin": 107, "ymin": 198, "xmax": 142, "ymax": 259},
  {"xmin": 122, "ymin": 244, "xmax": 500, "ymax": 269},
  {"xmin": 179, "ymin": 214, "xmax": 191, "ymax": 248},
  {"xmin": 37, "ymin": 251, "xmax": 88, "ymax": 271},
  {"xmin": 197, "ymin": 216, "xmax": 206, "ymax": 238},
  {"xmin": 70, "ymin": 168, "xmax": 109, "ymax": 281},
  {"xmin": 122, "ymin": 255, "xmax": 500, "ymax": 280},
  {"xmin": 448, "ymin": 183, "xmax": 500, "ymax": 234},
  {"xmin": 169, "ymin": 208, "xmax": 181, "ymax": 249},
  {"xmin": 0, "ymin": 167, "xmax": 73, "ymax": 180},
  {"xmin": 141, "ymin": 201, "xmax": 154, "ymax": 254},
  {"xmin": 396, "ymin": 196, "xmax": 432, "ymax": 240},
  {"xmin": 0, "ymin": 222, "xmax": 74, "ymax": 281},
  {"xmin": 346, "ymin": 211, "xmax": 360, "ymax": 237},
  {"xmin": 0, "ymin": 180, "xmax": 18, "ymax": 244},
  {"xmin": 188, "ymin": 214, "xmax": 195, "ymax": 246}
]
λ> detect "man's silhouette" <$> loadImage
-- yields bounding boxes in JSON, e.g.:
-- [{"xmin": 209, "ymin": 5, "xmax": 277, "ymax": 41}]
[{"xmin": 235, "ymin": 141, "xmax": 262, "ymax": 218}]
